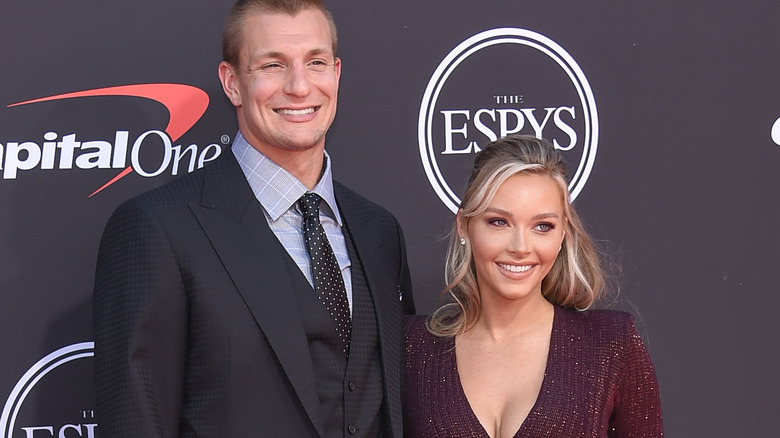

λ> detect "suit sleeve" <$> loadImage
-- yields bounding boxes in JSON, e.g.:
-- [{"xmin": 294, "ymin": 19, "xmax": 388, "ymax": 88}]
[
  {"xmin": 92, "ymin": 200, "xmax": 188, "ymax": 438},
  {"xmin": 394, "ymin": 217, "xmax": 415, "ymax": 315},
  {"xmin": 609, "ymin": 314, "xmax": 664, "ymax": 437}
]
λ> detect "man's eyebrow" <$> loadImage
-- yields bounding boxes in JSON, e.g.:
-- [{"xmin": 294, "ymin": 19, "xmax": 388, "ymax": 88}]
[
  {"xmin": 307, "ymin": 47, "xmax": 332, "ymax": 57},
  {"xmin": 248, "ymin": 48, "xmax": 333, "ymax": 63}
]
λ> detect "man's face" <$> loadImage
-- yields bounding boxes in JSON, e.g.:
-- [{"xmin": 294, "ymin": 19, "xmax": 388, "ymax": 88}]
[{"xmin": 220, "ymin": 9, "xmax": 340, "ymax": 159}]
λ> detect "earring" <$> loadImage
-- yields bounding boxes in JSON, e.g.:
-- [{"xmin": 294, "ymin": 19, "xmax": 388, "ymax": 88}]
[{"xmin": 460, "ymin": 238, "xmax": 466, "ymax": 246}]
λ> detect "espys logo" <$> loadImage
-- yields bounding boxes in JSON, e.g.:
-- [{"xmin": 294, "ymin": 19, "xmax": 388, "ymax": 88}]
[
  {"xmin": 1, "ymin": 343, "xmax": 95, "ymax": 438},
  {"xmin": 419, "ymin": 28, "xmax": 599, "ymax": 213},
  {"xmin": 1, "ymin": 84, "xmax": 220, "ymax": 196},
  {"xmin": 773, "ymin": 115, "xmax": 780, "ymax": 146}
]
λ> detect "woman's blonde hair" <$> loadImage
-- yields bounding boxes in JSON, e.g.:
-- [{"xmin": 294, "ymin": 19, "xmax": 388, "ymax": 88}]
[{"xmin": 428, "ymin": 135, "xmax": 605, "ymax": 337}]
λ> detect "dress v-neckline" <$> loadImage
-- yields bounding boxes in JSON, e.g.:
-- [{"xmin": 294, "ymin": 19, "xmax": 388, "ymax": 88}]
[{"xmin": 450, "ymin": 306, "xmax": 558, "ymax": 438}]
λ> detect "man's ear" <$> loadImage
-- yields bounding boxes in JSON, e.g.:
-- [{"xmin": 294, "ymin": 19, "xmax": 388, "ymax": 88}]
[{"xmin": 218, "ymin": 61, "xmax": 242, "ymax": 107}]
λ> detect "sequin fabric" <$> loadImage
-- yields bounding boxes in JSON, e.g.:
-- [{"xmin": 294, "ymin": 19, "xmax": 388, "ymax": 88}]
[{"xmin": 404, "ymin": 306, "xmax": 663, "ymax": 437}]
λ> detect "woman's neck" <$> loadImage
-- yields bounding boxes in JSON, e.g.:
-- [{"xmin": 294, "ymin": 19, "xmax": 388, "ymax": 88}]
[{"xmin": 469, "ymin": 294, "xmax": 554, "ymax": 343}]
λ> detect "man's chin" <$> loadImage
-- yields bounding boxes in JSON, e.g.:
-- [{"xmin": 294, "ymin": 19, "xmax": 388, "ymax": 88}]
[{"xmin": 273, "ymin": 132, "xmax": 327, "ymax": 152}]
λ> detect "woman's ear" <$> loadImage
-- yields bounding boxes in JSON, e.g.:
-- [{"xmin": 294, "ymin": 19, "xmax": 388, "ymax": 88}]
[
  {"xmin": 456, "ymin": 209, "xmax": 465, "ymax": 240},
  {"xmin": 561, "ymin": 219, "xmax": 568, "ymax": 245}
]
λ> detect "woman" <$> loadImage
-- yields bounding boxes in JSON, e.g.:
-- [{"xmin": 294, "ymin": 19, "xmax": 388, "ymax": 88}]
[{"xmin": 405, "ymin": 135, "xmax": 663, "ymax": 437}]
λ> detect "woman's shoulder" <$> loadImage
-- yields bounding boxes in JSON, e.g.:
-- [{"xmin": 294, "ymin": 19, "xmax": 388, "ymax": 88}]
[
  {"xmin": 405, "ymin": 314, "xmax": 431, "ymax": 339},
  {"xmin": 590, "ymin": 307, "xmax": 633, "ymax": 321},
  {"xmin": 554, "ymin": 307, "xmax": 653, "ymax": 379},
  {"xmin": 559, "ymin": 306, "xmax": 633, "ymax": 324},
  {"xmin": 557, "ymin": 306, "xmax": 639, "ymax": 343},
  {"xmin": 404, "ymin": 314, "xmax": 453, "ymax": 355}
]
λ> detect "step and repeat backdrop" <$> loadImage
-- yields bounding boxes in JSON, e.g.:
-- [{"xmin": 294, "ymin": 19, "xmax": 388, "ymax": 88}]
[{"xmin": 1, "ymin": 1, "xmax": 778, "ymax": 436}]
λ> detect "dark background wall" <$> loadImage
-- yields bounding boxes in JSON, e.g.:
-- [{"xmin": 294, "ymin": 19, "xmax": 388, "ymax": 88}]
[{"xmin": 1, "ymin": 1, "xmax": 778, "ymax": 436}]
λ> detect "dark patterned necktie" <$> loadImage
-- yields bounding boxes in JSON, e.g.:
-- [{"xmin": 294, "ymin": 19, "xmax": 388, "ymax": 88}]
[{"xmin": 299, "ymin": 192, "xmax": 351, "ymax": 356}]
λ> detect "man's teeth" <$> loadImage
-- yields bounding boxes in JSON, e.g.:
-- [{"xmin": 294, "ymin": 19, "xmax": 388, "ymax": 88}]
[
  {"xmin": 277, "ymin": 108, "xmax": 315, "ymax": 115},
  {"xmin": 499, "ymin": 263, "xmax": 532, "ymax": 273}
]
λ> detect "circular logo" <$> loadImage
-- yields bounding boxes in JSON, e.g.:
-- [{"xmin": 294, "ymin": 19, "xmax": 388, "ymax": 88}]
[
  {"xmin": 418, "ymin": 28, "xmax": 599, "ymax": 213},
  {"xmin": 772, "ymin": 116, "xmax": 780, "ymax": 146},
  {"xmin": 1, "ymin": 343, "xmax": 95, "ymax": 438}
]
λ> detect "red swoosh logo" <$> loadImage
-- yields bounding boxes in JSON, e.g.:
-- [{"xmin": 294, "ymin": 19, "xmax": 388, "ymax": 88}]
[{"xmin": 8, "ymin": 83, "xmax": 210, "ymax": 196}]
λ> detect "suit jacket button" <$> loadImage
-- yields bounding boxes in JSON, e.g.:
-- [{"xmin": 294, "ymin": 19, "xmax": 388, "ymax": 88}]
[
  {"xmin": 348, "ymin": 424, "xmax": 358, "ymax": 434},
  {"xmin": 348, "ymin": 380, "xmax": 356, "ymax": 391}
]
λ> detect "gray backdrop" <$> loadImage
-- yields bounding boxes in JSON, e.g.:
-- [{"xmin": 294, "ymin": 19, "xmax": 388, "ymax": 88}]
[{"xmin": 1, "ymin": 1, "xmax": 779, "ymax": 436}]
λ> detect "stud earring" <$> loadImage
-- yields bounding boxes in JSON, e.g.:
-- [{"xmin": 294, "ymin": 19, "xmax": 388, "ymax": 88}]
[{"xmin": 460, "ymin": 238, "xmax": 466, "ymax": 246}]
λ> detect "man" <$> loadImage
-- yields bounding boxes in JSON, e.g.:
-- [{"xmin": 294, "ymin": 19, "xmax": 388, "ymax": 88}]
[{"xmin": 92, "ymin": 0, "xmax": 415, "ymax": 436}]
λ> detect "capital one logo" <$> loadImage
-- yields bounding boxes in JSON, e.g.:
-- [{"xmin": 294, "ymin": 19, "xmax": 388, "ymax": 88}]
[
  {"xmin": 0, "ymin": 84, "xmax": 220, "ymax": 196},
  {"xmin": 1, "ymin": 343, "xmax": 95, "ymax": 438},
  {"xmin": 418, "ymin": 28, "xmax": 599, "ymax": 213}
]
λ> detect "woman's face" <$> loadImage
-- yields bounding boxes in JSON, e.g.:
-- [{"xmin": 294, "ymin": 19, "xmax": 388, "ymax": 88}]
[{"xmin": 463, "ymin": 173, "xmax": 566, "ymax": 306}]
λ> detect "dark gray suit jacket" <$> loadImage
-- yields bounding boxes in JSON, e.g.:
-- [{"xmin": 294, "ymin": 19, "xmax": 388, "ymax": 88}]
[{"xmin": 93, "ymin": 150, "xmax": 415, "ymax": 437}]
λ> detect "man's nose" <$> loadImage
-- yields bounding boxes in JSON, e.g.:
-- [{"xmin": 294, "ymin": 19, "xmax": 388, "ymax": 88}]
[{"xmin": 283, "ymin": 62, "xmax": 312, "ymax": 97}]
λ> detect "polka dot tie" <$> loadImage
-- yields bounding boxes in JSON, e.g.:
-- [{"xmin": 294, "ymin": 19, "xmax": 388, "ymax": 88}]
[{"xmin": 299, "ymin": 192, "xmax": 351, "ymax": 356}]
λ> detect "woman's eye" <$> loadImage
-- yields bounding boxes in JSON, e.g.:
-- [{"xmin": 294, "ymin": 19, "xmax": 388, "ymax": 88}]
[
  {"xmin": 488, "ymin": 218, "xmax": 507, "ymax": 227},
  {"xmin": 535, "ymin": 222, "xmax": 554, "ymax": 232}
]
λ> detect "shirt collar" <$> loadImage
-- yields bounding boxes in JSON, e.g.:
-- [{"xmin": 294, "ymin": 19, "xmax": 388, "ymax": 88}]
[{"xmin": 232, "ymin": 131, "xmax": 342, "ymax": 225}]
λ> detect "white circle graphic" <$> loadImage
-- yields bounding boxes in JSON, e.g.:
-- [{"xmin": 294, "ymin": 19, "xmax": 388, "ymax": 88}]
[
  {"xmin": 418, "ymin": 28, "xmax": 599, "ymax": 213},
  {"xmin": 1, "ymin": 342, "xmax": 94, "ymax": 438},
  {"xmin": 772, "ymin": 116, "xmax": 780, "ymax": 146}
]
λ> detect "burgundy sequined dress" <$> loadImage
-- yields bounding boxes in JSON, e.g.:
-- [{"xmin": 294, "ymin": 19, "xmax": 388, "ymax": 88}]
[{"xmin": 404, "ymin": 306, "xmax": 663, "ymax": 437}]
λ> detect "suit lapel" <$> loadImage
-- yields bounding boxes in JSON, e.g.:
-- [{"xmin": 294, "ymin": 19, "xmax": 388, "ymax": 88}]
[
  {"xmin": 335, "ymin": 184, "xmax": 404, "ymax": 436},
  {"xmin": 188, "ymin": 153, "xmax": 324, "ymax": 435}
]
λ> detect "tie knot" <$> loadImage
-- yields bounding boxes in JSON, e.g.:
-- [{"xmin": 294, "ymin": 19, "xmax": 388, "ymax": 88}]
[{"xmin": 299, "ymin": 192, "xmax": 321, "ymax": 219}]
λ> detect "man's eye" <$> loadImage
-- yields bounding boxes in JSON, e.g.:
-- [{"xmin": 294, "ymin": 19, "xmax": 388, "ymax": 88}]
[
  {"xmin": 308, "ymin": 60, "xmax": 330, "ymax": 72},
  {"xmin": 259, "ymin": 63, "xmax": 285, "ymax": 72}
]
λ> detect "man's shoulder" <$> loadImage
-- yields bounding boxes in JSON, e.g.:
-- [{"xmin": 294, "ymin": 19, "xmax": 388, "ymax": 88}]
[
  {"xmin": 333, "ymin": 181, "xmax": 394, "ymax": 217},
  {"xmin": 139, "ymin": 169, "xmax": 204, "ymax": 203},
  {"xmin": 125, "ymin": 150, "xmax": 237, "ymax": 209}
]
